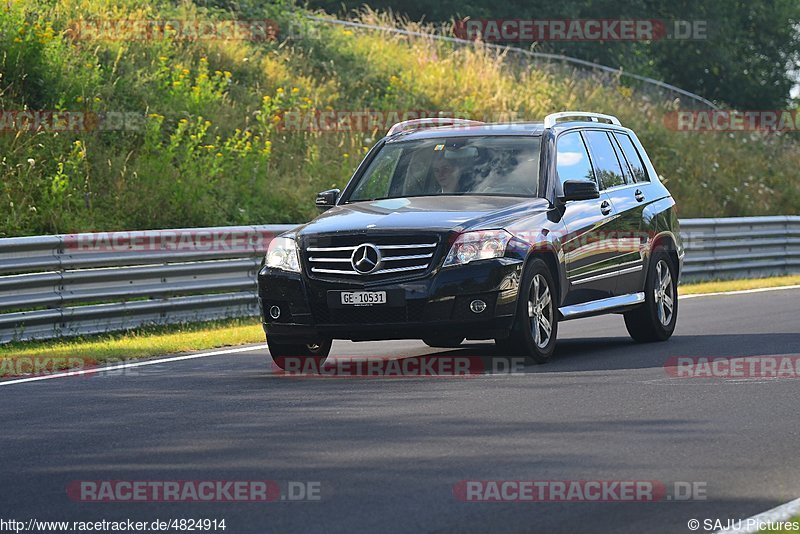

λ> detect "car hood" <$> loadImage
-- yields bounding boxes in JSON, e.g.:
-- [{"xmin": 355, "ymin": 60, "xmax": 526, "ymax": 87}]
[{"xmin": 294, "ymin": 195, "xmax": 551, "ymax": 237}]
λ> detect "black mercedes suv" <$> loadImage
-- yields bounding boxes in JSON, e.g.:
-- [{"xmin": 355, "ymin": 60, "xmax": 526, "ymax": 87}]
[{"xmin": 258, "ymin": 112, "xmax": 683, "ymax": 368}]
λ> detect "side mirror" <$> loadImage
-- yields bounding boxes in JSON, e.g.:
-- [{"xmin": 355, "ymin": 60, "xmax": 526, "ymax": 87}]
[
  {"xmin": 559, "ymin": 180, "xmax": 600, "ymax": 202},
  {"xmin": 315, "ymin": 189, "xmax": 340, "ymax": 211}
]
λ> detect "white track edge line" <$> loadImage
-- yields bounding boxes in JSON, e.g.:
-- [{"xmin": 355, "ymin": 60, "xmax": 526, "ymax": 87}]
[
  {"xmin": 714, "ymin": 496, "xmax": 800, "ymax": 533},
  {"xmin": 0, "ymin": 344, "xmax": 267, "ymax": 386}
]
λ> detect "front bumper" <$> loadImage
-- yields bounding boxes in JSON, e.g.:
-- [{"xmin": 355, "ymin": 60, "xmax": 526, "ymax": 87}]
[{"xmin": 258, "ymin": 258, "xmax": 523, "ymax": 343}]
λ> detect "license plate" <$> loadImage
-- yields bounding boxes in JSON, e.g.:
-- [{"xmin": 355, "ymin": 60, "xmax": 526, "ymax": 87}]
[{"xmin": 340, "ymin": 291, "xmax": 387, "ymax": 306}]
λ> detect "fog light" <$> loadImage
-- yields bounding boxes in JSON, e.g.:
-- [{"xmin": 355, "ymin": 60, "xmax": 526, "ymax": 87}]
[
  {"xmin": 269, "ymin": 305, "xmax": 281, "ymax": 320},
  {"xmin": 470, "ymin": 300, "xmax": 487, "ymax": 313}
]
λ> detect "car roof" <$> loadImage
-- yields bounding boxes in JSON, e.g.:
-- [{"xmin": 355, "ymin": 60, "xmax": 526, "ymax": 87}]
[
  {"xmin": 387, "ymin": 122, "xmax": 543, "ymax": 141},
  {"xmin": 385, "ymin": 121, "xmax": 627, "ymax": 142}
]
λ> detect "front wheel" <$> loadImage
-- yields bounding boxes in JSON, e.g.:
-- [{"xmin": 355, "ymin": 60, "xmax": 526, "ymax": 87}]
[
  {"xmin": 267, "ymin": 338, "xmax": 332, "ymax": 371},
  {"xmin": 624, "ymin": 248, "xmax": 678, "ymax": 342},
  {"xmin": 495, "ymin": 258, "xmax": 558, "ymax": 364}
]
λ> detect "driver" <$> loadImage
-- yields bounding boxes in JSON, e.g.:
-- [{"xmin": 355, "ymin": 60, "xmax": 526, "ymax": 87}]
[{"xmin": 433, "ymin": 157, "xmax": 469, "ymax": 194}]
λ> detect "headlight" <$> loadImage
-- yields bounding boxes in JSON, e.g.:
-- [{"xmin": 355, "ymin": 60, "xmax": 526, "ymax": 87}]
[
  {"xmin": 266, "ymin": 237, "xmax": 301, "ymax": 273},
  {"xmin": 443, "ymin": 230, "xmax": 512, "ymax": 267}
]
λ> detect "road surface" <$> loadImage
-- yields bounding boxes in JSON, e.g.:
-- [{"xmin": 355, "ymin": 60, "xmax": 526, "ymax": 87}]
[{"xmin": 2, "ymin": 289, "xmax": 799, "ymax": 533}]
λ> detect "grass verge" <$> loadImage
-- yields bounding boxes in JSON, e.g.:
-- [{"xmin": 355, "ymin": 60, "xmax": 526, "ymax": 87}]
[
  {"xmin": 760, "ymin": 514, "xmax": 800, "ymax": 533},
  {"xmin": 0, "ymin": 318, "xmax": 264, "ymax": 378},
  {"xmin": 1, "ymin": 274, "xmax": 798, "ymax": 378},
  {"xmin": 679, "ymin": 275, "xmax": 800, "ymax": 295}
]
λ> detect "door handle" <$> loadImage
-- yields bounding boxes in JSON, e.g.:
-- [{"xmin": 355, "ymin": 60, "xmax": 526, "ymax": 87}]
[
  {"xmin": 635, "ymin": 189, "xmax": 645, "ymax": 202},
  {"xmin": 600, "ymin": 200, "xmax": 612, "ymax": 216}
]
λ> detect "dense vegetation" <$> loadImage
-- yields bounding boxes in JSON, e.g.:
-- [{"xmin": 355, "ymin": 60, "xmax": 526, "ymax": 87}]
[
  {"xmin": 309, "ymin": 0, "xmax": 800, "ymax": 110},
  {"xmin": 1, "ymin": 0, "xmax": 799, "ymax": 237}
]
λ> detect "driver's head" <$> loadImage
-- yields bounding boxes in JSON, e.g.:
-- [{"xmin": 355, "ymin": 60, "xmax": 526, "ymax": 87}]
[{"xmin": 433, "ymin": 157, "xmax": 461, "ymax": 193}]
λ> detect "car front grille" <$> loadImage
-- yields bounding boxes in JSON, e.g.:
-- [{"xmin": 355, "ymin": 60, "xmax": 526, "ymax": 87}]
[{"xmin": 303, "ymin": 235, "xmax": 440, "ymax": 282}]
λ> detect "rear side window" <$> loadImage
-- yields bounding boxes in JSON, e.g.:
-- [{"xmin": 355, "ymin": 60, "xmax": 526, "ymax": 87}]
[
  {"xmin": 583, "ymin": 131, "xmax": 627, "ymax": 189},
  {"xmin": 613, "ymin": 132, "xmax": 650, "ymax": 183},
  {"xmin": 556, "ymin": 132, "xmax": 594, "ymax": 186}
]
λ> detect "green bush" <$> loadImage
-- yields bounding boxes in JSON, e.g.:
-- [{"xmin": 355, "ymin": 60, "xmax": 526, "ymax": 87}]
[{"xmin": 0, "ymin": 2, "xmax": 798, "ymax": 237}]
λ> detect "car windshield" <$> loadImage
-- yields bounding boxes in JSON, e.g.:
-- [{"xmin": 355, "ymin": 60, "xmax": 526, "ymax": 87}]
[{"xmin": 347, "ymin": 136, "xmax": 541, "ymax": 202}]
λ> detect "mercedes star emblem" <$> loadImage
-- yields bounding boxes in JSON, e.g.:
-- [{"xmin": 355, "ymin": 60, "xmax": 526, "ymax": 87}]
[{"xmin": 351, "ymin": 243, "xmax": 381, "ymax": 274}]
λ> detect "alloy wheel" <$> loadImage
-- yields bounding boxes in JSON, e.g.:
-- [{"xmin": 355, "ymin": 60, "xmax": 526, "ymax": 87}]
[
  {"xmin": 527, "ymin": 274, "xmax": 554, "ymax": 349},
  {"xmin": 654, "ymin": 259, "xmax": 674, "ymax": 326}
]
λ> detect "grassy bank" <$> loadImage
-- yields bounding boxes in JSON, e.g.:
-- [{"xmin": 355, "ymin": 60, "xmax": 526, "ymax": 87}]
[
  {"xmin": 760, "ymin": 515, "xmax": 800, "ymax": 533},
  {"xmin": 1, "ymin": 1, "xmax": 799, "ymax": 238},
  {"xmin": 0, "ymin": 318, "xmax": 263, "ymax": 378}
]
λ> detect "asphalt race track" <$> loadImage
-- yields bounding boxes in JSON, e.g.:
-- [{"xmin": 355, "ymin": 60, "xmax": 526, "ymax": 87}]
[{"xmin": 2, "ymin": 288, "xmax": 799, "ymax": 534}]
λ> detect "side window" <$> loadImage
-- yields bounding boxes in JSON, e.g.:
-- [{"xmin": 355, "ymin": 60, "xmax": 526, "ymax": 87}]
[
  {"xmin": 556, "ymin": 132, "xmax": 594, "ymax": 186},
  {"xmin": 610, "ymin": 135, "xmax": 633, "ymax": 184},
  {"xmin": 613, "ymin": 132, "xmax": 650, "ymax": 183},
  {"xmin": 583, "ymin": 131, "xmax": 627, "ymax": 189}
]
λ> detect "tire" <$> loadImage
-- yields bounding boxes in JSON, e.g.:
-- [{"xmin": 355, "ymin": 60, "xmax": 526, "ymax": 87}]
[
  {"xmin": 495, "ymin": 258, "xmax": 558, "ymax": 364},
  {"xmin": 422, "ymin": 336, "xmax": 464, "ymax": 348},
  {"xmin": 268, "ymin": 338, "xmax": 332, "ymax": 371},
  {"xmin": 624, "ymin": 248, "xmax": 678, "ymax": 342}
]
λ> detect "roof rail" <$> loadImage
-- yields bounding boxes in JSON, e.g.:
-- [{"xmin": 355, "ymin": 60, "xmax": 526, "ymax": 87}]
[
  {"xmin": 387, "ymin": 118, "xmax": 485, "ymax": 136},
  {"xmin": 544, "ymin": 111, "xmax": 621, "ymax": 129}
]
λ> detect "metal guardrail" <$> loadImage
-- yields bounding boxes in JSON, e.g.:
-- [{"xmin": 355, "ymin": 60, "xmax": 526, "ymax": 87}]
[
  {"xmin": 0, "ymin": 226, "xmax": 291, "ymax": 343},
  {"xmin": 680, "ymin": 216, "xmax": 800, "ymax": 282},
  {"xmin": 0, "ymin": 217, "xmax": 797, "ymax": 343}
]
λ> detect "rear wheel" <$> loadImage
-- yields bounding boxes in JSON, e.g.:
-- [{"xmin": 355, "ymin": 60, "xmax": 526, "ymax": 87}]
[
  {"xmin": 495, "ymin": 258, "xmax": 558, "ymax": 364},
  {"xmin": 267, "ymin": 338, "xmax": 332, "ymax": 371},
  {"xmin": 624, "ymin": 248, "xmax": 678, "ymax": 342}
]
